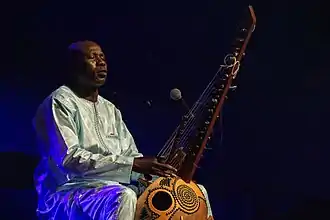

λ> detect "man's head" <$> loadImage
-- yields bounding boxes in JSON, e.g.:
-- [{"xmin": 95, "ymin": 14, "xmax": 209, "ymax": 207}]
[{"xmin": 67, "ymin": 40, "xmax": 108, "ymax": 88}]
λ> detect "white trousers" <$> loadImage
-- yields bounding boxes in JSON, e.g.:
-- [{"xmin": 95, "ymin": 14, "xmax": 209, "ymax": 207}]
[{"xmin": 37, "ymin": 182, "xmax": 212, "ymax": 220}]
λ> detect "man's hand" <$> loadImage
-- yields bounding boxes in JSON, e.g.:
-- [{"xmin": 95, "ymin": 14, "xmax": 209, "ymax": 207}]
[{"xmin": 133, "ymin": 157, "xmax": 177, "ymax": 177}]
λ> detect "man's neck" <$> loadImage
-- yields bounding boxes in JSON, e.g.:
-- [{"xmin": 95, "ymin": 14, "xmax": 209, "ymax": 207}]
[
  {"xmin": 68, "ymin": 83, "xmax": 99, "ymax": 102},
  {"xmin": 83, "ymin": 89, "xmax": 99, "ymax": 102}
]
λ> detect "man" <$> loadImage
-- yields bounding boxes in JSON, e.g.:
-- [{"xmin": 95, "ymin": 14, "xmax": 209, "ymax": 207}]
[{"xmin": 33, "ymin": 40, "xmax": 213, "ymax": 219}]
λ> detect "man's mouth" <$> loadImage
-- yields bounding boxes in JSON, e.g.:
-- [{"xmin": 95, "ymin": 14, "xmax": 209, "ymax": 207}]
[{"xmin": 96, "ymin": 71, "xmax": 107, "ymax": 78}]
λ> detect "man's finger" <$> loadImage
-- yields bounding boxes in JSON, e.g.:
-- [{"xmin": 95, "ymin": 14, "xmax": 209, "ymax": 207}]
[
  {"xmin": 155, "ymin": 163, "xmax": 177, "ymax": 172},
  {"xmin": 152, "ymin": 167, "xmax": 170, "ymax": 177},
  {"xmin": 155, "ymin": 170, "xmax": 170, "ymax": 177},
  {"xmin": 164, "ymin": 170, "xmax": 177, "ymax": 177}
]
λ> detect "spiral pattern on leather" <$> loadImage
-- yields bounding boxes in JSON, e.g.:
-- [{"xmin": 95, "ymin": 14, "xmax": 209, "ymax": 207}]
[{"xmin": 176, "ymin": 185, "xmax": 199, "ymax": 212}]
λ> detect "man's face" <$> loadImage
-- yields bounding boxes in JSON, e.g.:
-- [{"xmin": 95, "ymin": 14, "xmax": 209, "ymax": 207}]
[{"xmin": 75, "ymin": 43, "xmax": 108, "ymax": 88}]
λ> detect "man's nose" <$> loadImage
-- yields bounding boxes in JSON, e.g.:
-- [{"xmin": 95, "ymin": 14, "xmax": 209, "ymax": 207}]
[{"xmin": 96, "ymin": 57, "xmax": 106, "ymax": 66}]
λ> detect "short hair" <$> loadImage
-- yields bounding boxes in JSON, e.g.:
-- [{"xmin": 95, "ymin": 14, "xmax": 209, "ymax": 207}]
[
  {"xmin": 66, "ymin": 40, "xmax": 100, "ymax": 69},
  {"xmin": 63, "ymin": 40, "xmax": 100, "ymax": 84},
  {"xmin": 68, "ymin": 40, "xmax": 99, "ymax": 54}
]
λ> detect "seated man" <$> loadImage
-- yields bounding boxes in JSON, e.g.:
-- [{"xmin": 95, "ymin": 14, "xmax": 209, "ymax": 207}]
[{"xmin": 33, "ymin": 40, "xmax": 213, "ymax": 219}]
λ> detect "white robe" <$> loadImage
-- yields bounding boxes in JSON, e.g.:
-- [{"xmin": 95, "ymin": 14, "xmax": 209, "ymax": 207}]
[{"xmin": 33, "ymin": 85, "xmax": 212, "ymax": 219}]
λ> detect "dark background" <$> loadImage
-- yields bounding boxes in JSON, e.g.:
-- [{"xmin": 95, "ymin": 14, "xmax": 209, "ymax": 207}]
[{"xmin": 1, "ymin": 0, "xmax": 330, "ymax": 219}]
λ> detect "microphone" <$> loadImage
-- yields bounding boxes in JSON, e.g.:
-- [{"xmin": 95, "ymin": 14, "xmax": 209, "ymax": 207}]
[
  {"xmin": 170, "ymin": 88, "xmax": 194, "ymax": 117},
  {"xmin": 145, "ymin": 100, "xmax": 152, "ymax": 108},
  {"xmin": 170, "ymin": 88, "xmax": 182, "ymax": 101}
]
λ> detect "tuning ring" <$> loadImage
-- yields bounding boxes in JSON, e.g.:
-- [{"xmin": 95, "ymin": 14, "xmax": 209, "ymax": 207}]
[{"xmin": 224, "ymin": 54, "xmax": 236, "ymax": 66}]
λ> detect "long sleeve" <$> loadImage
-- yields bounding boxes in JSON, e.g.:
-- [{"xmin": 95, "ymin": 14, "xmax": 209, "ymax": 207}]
[
  {"xmin": 34, "ymin": 95, "xmax": 140, "ymax": 184},
  {"xmin": 114, "ymin": 108, "xmax": 144, "ymax": 182}
]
